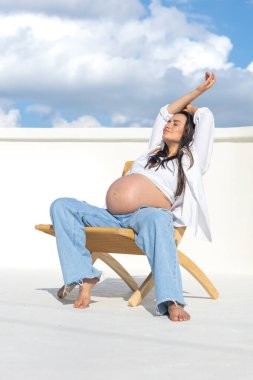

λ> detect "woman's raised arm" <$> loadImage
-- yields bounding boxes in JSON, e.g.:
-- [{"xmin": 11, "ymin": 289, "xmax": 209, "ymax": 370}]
[
  {"xmin": 167, "ymin": 72, "xmax": 216, "ymax": 114},
  {"xmin": 148, "ymin": 72, "xmax": 216, "ymax": 152}
]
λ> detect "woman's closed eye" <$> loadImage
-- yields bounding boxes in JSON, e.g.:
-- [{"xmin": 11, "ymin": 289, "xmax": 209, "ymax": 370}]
[
  {"xmin": 165, "ymin": 120, "xmax": 181, "ymax": 129},
  {"xmin": 172, "ymin": 119, "xmax": 183, "ymax": 127}
]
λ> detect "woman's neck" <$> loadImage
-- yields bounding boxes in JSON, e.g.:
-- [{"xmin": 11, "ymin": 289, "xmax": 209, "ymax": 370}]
[{"xmin": 167, "ymin": 143, "xmax": 179, "ymax": 157}]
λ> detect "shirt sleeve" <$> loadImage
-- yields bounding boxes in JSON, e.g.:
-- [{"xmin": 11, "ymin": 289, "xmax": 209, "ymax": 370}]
[
  {"xmin": 148, "ymin": 105, "xmax": 173, "ymax": 150},
  {"xmin": 192, "ymin": 107, "xmax": 215, "ymax": 175}
]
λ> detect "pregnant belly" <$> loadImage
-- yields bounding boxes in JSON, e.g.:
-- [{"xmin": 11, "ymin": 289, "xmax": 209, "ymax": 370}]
[{"xmin": 105, "ymin": 173, "xmax": 172, "ymax": 214}]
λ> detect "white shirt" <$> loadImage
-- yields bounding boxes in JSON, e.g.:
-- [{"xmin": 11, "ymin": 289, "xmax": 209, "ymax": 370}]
[{"xmin": 133, "ymin": 105, "xmax": 215, "ymax": 241}]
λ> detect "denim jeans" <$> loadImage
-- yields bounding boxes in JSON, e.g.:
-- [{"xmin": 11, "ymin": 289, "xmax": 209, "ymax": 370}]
[{"xmin": 50, "ymin": 197, "xmax": 186, "ymax": 315}]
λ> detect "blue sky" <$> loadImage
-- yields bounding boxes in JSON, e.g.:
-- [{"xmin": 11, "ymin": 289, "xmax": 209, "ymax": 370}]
[{"xmin": 0, "ymin": 0, "xmax": 252, "ymax": 128}]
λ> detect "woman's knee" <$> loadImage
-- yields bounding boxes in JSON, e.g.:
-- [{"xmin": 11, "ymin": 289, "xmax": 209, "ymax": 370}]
[{"xmin": 50, "ymin": 197, "xmax": 74, "ymax": 217}]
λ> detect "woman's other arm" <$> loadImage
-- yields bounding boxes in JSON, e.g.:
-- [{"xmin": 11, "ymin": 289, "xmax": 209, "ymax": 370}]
[{"xmin": 192, "ymin": 107, "xmax": 215, "ymax": 175}]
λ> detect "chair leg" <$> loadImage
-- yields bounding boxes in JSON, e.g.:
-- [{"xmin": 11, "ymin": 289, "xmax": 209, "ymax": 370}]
[
  {"xmin": 92, "ymin": 252, "xmax": 139, "ymax": 291},
  {"xmin": 128, "ymin": 249, "xmax": 220, "ymax": 306},
  {"xmin": 178, "ymin": 250, "xmax": 219, "ymax": 299},
  {"xmin": 128, "ymin": 272, "xmax": 154, "ymax": 307}
]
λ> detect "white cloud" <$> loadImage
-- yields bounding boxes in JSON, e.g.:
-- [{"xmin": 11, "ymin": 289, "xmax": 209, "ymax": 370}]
[
  {"xmin": 167, "ymin": 35, "xmax": 233, "ymax": 75},
  {"xmin": 0, "ymin": 108, "xmax": 21, "ymax": 127},
  {"xmin": 0, "ymin": 3, "xmax": 233, "ymax": 95},
  {"xmin": 0, "ymin": 0, "xmax": 145, "ymax": 21},
  {"xmin": 111, "ymin": 113, "xmax": 154, "ymax": 128},
  {"xmin": 0, "ymin": 4, "xmax": 232, "ymax": 82},
  {"xmin": 111, "ymin": 114, "xmax": 129, "ymax": 125},
  {"xmin": 0, "ymin": 0, "xmax": 251, "ymax": 128},
  {"xmin": 52, "ymin": 115, "xmax": 103, "ymax": 128},
  {"xmin": 247, "ymin": 62, "xmax": 253, "ymax": 72}
]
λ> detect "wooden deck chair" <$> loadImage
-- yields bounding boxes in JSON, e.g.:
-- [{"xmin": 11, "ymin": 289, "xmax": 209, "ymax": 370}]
[{"xmin": 35, "ymin": 161, "xmax": 219, "ymax": 306}]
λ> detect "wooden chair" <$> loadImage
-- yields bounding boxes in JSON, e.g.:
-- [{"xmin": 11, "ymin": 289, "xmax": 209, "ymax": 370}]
[{"xmin": 35, "ymin": 161, "xmax": 219, "ymax": 306}]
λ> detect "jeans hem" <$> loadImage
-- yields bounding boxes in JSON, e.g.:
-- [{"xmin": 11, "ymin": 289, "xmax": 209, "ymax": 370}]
[
  {"xmin": 156, "ymin": 297, "xmax": 187, "ymax": 316},
  {"xmin": 65, "ymin": 271, "xmax": 103, "ymax": 286}
]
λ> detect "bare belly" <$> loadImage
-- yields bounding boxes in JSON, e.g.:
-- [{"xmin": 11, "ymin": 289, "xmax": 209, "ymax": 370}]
[{"xmin": 105, "ymin": 174, "xmax": 172, "ymax": 214}]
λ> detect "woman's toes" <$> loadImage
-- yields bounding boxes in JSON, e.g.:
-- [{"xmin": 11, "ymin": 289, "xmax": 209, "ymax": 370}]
[{"xmin": 168, "ymin": 303, "xmax": 190, "ymax": 322}]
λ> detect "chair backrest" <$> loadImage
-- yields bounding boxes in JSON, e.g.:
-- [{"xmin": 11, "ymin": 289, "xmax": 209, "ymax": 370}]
[{"xmin": 122, "ymin": 161, "xmax": 134, "ymax": 176}]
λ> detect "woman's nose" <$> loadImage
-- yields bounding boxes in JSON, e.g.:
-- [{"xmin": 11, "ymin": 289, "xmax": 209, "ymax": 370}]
[{"xmin": 165, "ymin": 123, "xmax": 174, "ymax": 131}]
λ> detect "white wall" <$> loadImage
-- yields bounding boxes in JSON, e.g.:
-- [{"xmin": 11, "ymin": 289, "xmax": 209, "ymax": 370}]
[{"xmin": 0, "ymin": 127, "xmax": 252, "ymax": 276}]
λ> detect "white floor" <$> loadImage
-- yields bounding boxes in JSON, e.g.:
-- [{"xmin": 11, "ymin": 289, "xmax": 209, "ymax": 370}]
[{"xmin": 0, "ymin": 269, "xmax": 253, "ymax": 380}]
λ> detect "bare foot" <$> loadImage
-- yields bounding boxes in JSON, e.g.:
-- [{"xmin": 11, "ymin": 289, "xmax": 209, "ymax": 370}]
[
  {"xmin": 74, "ymin": 277, "xmax": 99, "ymax": 309},
  {"xmin": 168, "ymin": 302, "xmax": 191, "ymax": 322}
]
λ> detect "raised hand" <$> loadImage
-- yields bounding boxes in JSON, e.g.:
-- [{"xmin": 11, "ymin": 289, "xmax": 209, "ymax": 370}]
[
  {"xmin": 183, "ymin": 104, "xmax": 198, "ymax": 115},
  {"xmin": 167, "ymin": 72, "xmax": 216, "ymax": 114},
  {"xmin": 196, "ymin": 72, "xmax": 216, "ymax": 93}
]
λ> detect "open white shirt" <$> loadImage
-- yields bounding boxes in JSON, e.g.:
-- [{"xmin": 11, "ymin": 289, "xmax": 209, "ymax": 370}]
[{"xmin": 129, "ymin": 105, "xmax": 215, "ymax": 241}]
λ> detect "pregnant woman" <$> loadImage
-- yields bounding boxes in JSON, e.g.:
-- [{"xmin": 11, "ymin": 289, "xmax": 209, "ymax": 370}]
[{"xmin": 50, "ymin": 72, "xmax": 216, "ymax": 322}]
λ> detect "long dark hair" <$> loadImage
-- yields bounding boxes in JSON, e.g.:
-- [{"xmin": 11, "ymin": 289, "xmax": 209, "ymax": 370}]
[{"xmin": 145, "ymin": 111, "xmax": 195, "ymax": 197}]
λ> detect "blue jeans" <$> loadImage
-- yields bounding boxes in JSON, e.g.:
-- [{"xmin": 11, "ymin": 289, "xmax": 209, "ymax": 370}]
[{"xmin": 50, "ymin": 197, "xmax": 186, "ymax": 315}]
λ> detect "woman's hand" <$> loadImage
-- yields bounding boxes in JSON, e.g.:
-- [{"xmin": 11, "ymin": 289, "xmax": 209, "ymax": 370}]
[
  {"xmin": 167, "ymin": 72, "xmax": 216, "ymax": 114},
  {"xmin": 183, "ymin": 104, "xmax": 198, "ymax": 115},
  {"xmin": 196, "ymin": 72, "xmax": 216, "ymax": 94}
]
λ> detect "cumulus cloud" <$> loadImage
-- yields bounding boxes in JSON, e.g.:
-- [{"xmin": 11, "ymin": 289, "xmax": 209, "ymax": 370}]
[
  {"xmin": 111, "ymin": 114, "xmax": 129, "ymax": 125},
  {"xmin": 0, "ymin": 0, "xmax": 145, "ymax": 21},
  {"xmin": 247, "ymin": 62, "xmax": 253, "ymax": 72},
  {"xmin": 0, "ymin": 4, "xmax": 232, "ymax": 95},
  {"xmin": 0, "ymin": 0, "xmax": 252, "ymax": 128},
  {"xmin": 0, "ymin": 108, "xmax": 21, "ymax": 127},
  {"xmin": 111, "ymin": 113, "xmax": 154, "ymax": 128},
  {"xmin": 53, "ymin": 115, "xmax": 103, "ymax": 128}
]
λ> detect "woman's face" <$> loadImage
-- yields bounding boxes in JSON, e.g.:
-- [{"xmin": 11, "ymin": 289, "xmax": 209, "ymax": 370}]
[{"xmin": 162, "ymin": 114, "xmax": 187, "ymax": 144}]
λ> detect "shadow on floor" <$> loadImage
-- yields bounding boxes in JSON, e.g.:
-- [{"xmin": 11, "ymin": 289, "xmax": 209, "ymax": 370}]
[{"xmin": 37, "ymin": 276, "xmax": 212, "ymax": 315}]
